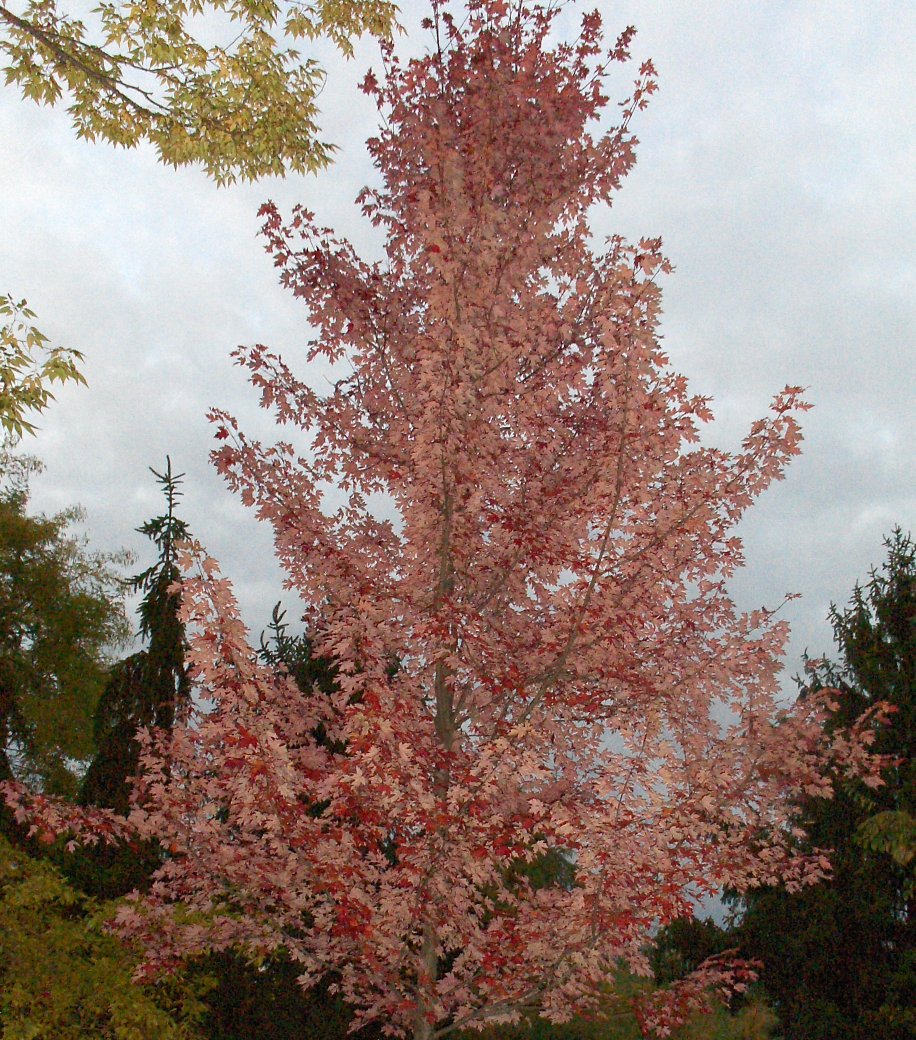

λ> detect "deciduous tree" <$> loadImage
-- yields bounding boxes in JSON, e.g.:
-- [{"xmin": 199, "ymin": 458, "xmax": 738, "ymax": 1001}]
[
  {"xmin": 5, "ymin": 2, "xmax": 887, "ymax": 1037},
  {"xmin": 1, "ymin": 0, "xmax": 399, "ymax": 183},
  {"xmin": 0, "ymin": 452, "xmax": 128, "ymax": 798},
  {"xmin": 0, "ymin": 832, "xmax": 208, "ymax": 1039},
  {"xmin": 1, "ymin": 294, "xmax": 85, "ymax": 441}
]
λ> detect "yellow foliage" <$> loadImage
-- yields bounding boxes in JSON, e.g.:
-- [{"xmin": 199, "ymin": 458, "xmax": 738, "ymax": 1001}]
[
  {"xmin": 0, "ymin": 0, "xmax": 399, "ymax": 183},
  {"xmin": 0, "ymin": 835, "xmax": 211, "ymax": 1039}
]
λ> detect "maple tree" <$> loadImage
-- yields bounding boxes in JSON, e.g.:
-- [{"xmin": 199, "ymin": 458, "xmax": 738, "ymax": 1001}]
[
  {"xmin": 0, "ymin": 0, "xmax": 398, "ymax": 183},
  {"xmin": 2, "ymin": 1, "xmax": 888, "ymax": 1037},
  {"xmin": 1, "ymin": 294, "xmax": 85, "ymax": 441}
]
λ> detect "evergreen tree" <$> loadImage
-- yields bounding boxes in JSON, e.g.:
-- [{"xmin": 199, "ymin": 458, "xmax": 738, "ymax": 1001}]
[
  {"xmin": 80, "ymin": 457, "xmax": 190, "ymax": 813},
  {"xmin": 735, "ymin": 528, "xmax": 915, "ymax": 1040},
  {"xmin": 259, "ymin": 603, "xmax": 345, "ymax": 756},
  {"xmin": 650, "ymin": 917, "xmax": 733, "ymax": 989},
  {"xmin": 73, "ymin": 458, "xmax": 190, "ymax": 898}
]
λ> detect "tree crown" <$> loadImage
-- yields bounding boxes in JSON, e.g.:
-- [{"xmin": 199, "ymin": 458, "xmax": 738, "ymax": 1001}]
[{"xmin": 1, "ymin": 0, "xmax": 399, "ymax": 183}]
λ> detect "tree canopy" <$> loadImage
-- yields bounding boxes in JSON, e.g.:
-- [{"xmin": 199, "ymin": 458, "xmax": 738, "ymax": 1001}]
[
  {"xmin": 0, "ymin": 452, "xmax": 128, "ymax": 798},
  {"xmin": 735, "ymin": 528, "xmax": 915, "ymax": 1040},
  {"xmin": 1, "ymin": 0, "xmax": 399, "ymax": 183},
  {"xmin": 65, "ymin": 2, "xmax": 880, "ymax": 1036},
  {"xmin": 0, "ymin": 294, "xmax": 86, "ymax": 441}
]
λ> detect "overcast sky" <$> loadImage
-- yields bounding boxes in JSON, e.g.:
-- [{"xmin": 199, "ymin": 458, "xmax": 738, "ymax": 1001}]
[{"xmin": 1, "ymin": 0, "xmax": 913, "ymax": 692}]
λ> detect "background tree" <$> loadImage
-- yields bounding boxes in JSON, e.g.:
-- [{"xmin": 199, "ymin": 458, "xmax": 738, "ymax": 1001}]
[
  {"xmin": 650, "ymin": 917, "xmax": 733, "ymax": 990},
  {"xmin": 451, "ymin": 967, "xmax": 779, "ymax": 1040},
  {"xmin": 66, "ymin": 458, "xmax": 192, "ymax": 900},
  {"xmin": 80, "ymin": 457, "xmax": 191, "ymax": 814},
  {"xmin": 0, "ymin": 832, "xmax": 208, "ymax": 1039},
  {"xmin": 0, "ymin": 0, "xmax": 398, "ymax": 184},
  {"xmin": 0, "ymin": 451, "xmax": 128, "ymax": 799},
  {"xmin": 733, "ymin": 528, "xmax": 915, "ymax": 1040},
  {"xmin": 1, "ymin": 294, "xmax": 85, "ymax": 440}
]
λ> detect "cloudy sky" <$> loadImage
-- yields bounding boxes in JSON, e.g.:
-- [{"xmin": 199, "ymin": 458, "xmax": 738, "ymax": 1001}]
[{"xmin": 1, "ymin": 0, "xmax": 913, "ymax": 691}]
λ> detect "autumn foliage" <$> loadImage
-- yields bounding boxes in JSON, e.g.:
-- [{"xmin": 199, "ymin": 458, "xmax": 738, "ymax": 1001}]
[{"xmin": 3, "ymin": 1, "xmax": 887, "ymax": 1037}]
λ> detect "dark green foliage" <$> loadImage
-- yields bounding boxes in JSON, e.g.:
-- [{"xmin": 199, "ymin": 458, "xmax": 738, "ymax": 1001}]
[
  {"xmin": 453, "ymin": 1007, "xmax": 642, "ymax": 1040},
  {"xmin": 449, "ymin": 969, "xmax": 777, "ymax": 1040},
  {"xmin": 260, "ymin": 604, "xmax": 406, "ymax": 870},
  {"xmin": 734, "ymin": 528, "xmax": 915, "ymax": 1040},
  {"xmin": 258, "ymin": 603, "xmax": 346, "ymax": 836},
  {"xmin": 80, "ymin": 458, "xmax": 191, "ymax": 814},
  {"xmin": 504, "ymin": 840, "xmax": 578, "ymax": 894},
  {"xmin": 0, "ymin": 452, "xmax": 128, "ymax": 800},
  {"xmin": 186, "ymin": 953, "xmax": 385, "ymax": 1040},
  {"xmin": 71, "ymin": 459, "xmax": 190, "ymax": 899},
  {"xmin": 260, "ymin": 603, "xmax": 343, "ymax": 754},
  {"xmin": 650, "ymin": 916, "xmax": 733, "ymax": 988}
]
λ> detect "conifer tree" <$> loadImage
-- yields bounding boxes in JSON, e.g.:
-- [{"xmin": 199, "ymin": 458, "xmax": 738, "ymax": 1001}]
[
  {"xmin": 735, "ymin": 529, "xmax": 915, "ymax": 1040},
  {"xmin": 80, "ymin": 458, "xmax": 190, "ymax": 813},
  {"xmin": 68, "ymin": 460, "xmax": 190, "ymax": 899}
]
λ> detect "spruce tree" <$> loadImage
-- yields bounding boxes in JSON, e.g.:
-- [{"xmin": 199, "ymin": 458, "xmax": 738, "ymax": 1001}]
[
  {"xmin": 80, "ymin": 458, "xmax": 190, "ymax": 812},
  {"xmin": 73, "ymin": 459, "xmax": 190, "ymax": 897},
  {"xmin": 735, "ymin": 529, "xmax": 915, "ymax": 1040}
]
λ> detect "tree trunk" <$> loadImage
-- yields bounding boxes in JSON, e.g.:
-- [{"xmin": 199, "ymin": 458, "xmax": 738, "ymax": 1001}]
[{"xmin": 414, "ymin": 918, "xmax": 439, "ymax": 1040}]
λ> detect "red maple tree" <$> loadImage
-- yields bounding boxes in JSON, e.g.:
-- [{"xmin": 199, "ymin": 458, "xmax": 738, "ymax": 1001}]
[{"xmin": 4, "ymin": 1, "xmax": 887, "ymax": 1036}]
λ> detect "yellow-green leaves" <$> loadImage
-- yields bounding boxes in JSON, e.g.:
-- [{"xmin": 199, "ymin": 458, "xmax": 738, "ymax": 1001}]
[
  {"xmin": 0, "ymin": 459, "xmax": 131, "ymax": 796},
  {"xmin": 0, "ymin": 835, "xmax": 209, "ymax": 1039},
  {"xmin": 0, "ymin": 0, "xmax": 399, "ymax": 183},
  {"xmin": 0, "ymin": 295, "xmax": 86, "ymax": 442},
  {"xmin": 857, "ymin": 809, "xmax": 916, "ymax": 901}
]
